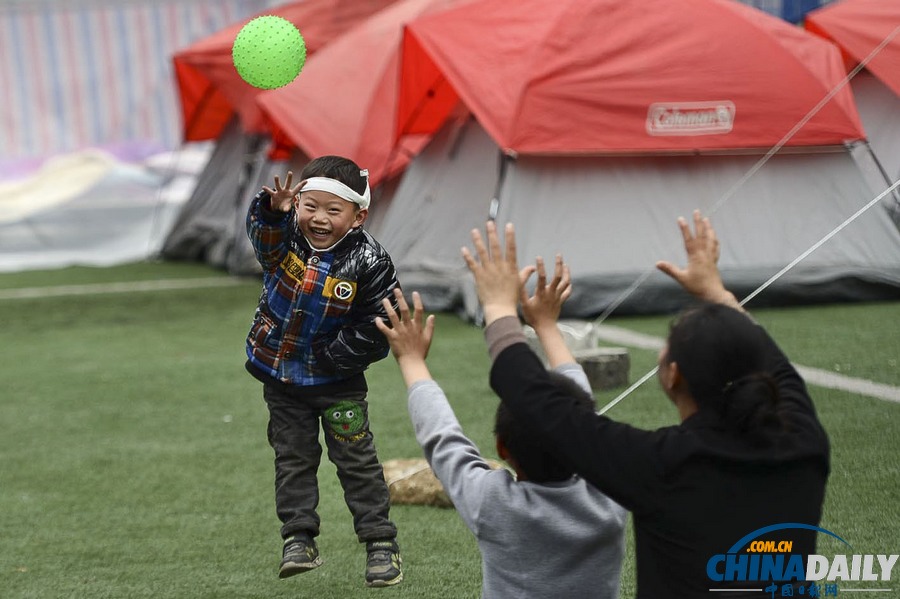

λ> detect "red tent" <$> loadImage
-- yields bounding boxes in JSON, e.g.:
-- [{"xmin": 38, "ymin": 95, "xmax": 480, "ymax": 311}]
[
  {"xmin": 396, "ymin": 0, "xmax": 866, "ymax": 155},
  {"xmin": 172, "ymin": 0, "xmax": 399, "ymax": 142},
  {"xmin": 805, "ymin": 0, "xmax": 900, "ymax": 98},
  {"xmin": 256, "ymin": 0, "xmax": 458, "ymax": 185}
]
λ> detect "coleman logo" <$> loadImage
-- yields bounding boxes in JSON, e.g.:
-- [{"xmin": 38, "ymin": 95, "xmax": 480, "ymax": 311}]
[{"xmin": 646, "ymin": 101, "xmax": 735, "ymax": 136}]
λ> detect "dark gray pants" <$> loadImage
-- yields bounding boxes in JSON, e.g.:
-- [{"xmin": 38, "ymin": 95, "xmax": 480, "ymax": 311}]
[{"xmin": 263, "ymin": 384, "xmax": 397, "ymax": 542}]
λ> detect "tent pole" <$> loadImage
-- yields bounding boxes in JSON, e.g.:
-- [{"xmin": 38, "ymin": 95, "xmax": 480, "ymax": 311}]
[
  {"xmin": 471, "ymin": 149, "xmax": 515, "ymax": 328},
  {"xmin": 488, "ymin": 151, "xmax": 515, "ymax": 221},
  {"xmin": 226, "ymin": 133, "xmax": 268, "ymax": 272}
]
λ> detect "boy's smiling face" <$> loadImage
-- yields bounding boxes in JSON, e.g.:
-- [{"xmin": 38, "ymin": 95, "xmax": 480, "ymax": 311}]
[{"xmin": 295, "ymin": 189, "xmax": 367, "ymax": 249}]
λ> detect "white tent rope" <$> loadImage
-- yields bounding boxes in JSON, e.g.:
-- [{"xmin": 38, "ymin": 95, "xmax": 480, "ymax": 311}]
[
  {"xmin": 596, "ymin": 365, "xmax": 660, "ymax": 416},
  {"xmin": 739, "ymin": 177, "xmax": 900, "ymax": 307},
  {"xmin": 590, "ymin": 22, "xmax": 900, "ymax": 329},
  {"xmin": 597, "ymin": 175, "xmax": 900, "ymax": 416}
]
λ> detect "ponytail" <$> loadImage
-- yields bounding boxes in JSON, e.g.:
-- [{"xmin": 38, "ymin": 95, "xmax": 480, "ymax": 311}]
[{"xmin": 719, "ymin": 372, "xmax": 785, "ymax": 440}]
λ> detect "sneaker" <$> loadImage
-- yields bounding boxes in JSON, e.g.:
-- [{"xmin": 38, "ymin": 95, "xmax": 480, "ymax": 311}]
[
  {"xmin": 364, "ymin": 539, "xmax": 403, "ymax": 587},
  {"xmin": 279, "ymin": 534, "xmax": 323, "ymax": 579}
]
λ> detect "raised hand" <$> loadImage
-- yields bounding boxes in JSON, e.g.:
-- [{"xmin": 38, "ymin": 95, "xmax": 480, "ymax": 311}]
[
  {"xmin": 461, "ymin": 221, "xmax": 522, "ymax": 325},
  {"xmin": 375, "ymin": 289, "xmax": 435, "ymax": 386},
  {"xmin": 262, "ymin": 171, "xmax": 305, "ymax": 213},
  {"xmin": 521, "ymin": 254, "xmax": 571, "ymax": 332},
  {"xmin": 655, "ymin": 210, "xmax": 740, "ymax": 309}
]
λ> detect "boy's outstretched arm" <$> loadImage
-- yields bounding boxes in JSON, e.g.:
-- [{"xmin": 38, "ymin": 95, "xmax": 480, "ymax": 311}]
[
  {"xmin": 375, "ymin": 289, "xmax": 436, "ymax": 388},
  {"xmin": 380, "ymin": 288, "xmax": 506, "ymax": 534},
  {"xmin": 521, "ymin": 254, "xmax": 574, "ymax": 369}
]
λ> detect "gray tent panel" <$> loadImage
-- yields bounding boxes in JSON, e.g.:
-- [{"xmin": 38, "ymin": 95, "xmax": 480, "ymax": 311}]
[
  {"xmin": 160, "ymin": 118, "xmax": 308, "ymax": 275},
  {"xmin": 501, "ymin": 150, "xmax": 900, "ymax": 315},
  {"xmin": 373, "ymin": 116, "xmax": 502, "ymax": 311}
]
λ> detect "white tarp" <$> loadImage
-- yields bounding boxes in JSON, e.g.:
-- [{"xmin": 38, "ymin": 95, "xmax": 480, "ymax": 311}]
[{"xmin": 0, "ymin": 144, "xmax": 210, "ymax": 272}]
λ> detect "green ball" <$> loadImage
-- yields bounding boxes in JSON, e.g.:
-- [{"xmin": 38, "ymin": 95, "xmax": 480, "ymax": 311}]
[{"xmin": 232, "ymin": 15, "xmax": 306, "ymax": 90}]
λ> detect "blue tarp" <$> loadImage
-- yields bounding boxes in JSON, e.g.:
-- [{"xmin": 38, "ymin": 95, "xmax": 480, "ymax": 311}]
[{"xmin": 737, "ymin": 0, "xmax": 834, "ymax": 23}]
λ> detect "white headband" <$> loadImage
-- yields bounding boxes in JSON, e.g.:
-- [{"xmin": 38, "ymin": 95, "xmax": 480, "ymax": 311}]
[{"xmin": 300, "ymin": 175, "xmax": 370, "ymax": 210}]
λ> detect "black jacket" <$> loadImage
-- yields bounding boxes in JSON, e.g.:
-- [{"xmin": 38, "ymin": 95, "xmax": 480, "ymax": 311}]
[{"xmin": 245, "ymin": 192, "xmax": 399, "ymax": 391}]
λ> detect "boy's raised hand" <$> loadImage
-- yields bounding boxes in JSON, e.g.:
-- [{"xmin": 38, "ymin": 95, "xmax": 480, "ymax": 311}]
[
  {"xmin": 521, "ymin": 255, "xmax": 571, "ymax": 332},
  {"xmin": 375, "ymin": 289, "xmax": 435, "ymax": 386},
  {"xmin": 462, "ymin": 221, "xmax": 523, "ymax": 326},
  {"xmin": 262, "ymin": 171, "xmax": 305, "ymax": 213}
]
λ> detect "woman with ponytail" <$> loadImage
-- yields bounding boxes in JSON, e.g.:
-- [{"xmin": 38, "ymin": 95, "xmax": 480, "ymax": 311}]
[
  {"xmin": 463, "ymin": 212, "xmax": 830, "ymax": 599},
  {"xmin": 663, "ymin": 303, "xmax": 786, "ymax": 443}
]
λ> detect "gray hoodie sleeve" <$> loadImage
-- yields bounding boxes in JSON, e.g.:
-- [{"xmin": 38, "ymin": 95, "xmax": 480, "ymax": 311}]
[{"xmin": 407, "ymin": 380, "xmax": 507, "ymax": 534}]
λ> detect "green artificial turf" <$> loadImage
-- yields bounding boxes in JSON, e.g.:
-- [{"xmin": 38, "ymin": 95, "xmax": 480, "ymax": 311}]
[{"xmin": 0, "ymin": 262, "xmax": 897, "ymax": 598}]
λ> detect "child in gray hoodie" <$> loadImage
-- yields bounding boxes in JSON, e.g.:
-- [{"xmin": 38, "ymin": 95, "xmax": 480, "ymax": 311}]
[{"xmin": 376, "ymin": 255, "xmax": 625, "ymax": 599}]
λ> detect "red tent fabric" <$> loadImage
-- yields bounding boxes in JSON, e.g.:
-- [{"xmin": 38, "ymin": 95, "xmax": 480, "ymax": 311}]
[
  {"xmin": 396, "ymin": 0, "xmax": 866, "ymax": 155},
  {"xmin": 172, "ymin": 0, "xmax": 399, "ymax": 142},
  {"xmin": 256, "ymin": 0, "xmax": 458, "ymax": 185},
  {"xmin": 805, "ymin": 0, "xmax": 900, "ymax": 98}
]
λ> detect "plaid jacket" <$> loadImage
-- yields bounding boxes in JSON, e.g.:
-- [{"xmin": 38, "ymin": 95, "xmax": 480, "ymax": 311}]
[{"xmin": 245, "ymin": 192, "xmax": 399, "ymax": 387}]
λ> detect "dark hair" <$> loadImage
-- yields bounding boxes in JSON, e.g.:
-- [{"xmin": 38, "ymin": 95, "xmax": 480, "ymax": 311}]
[
  {"xmin": 666, "ymin": 302, "xmax": 784, "ymax": 441},
  {"xmin": 494, "ymin": 371, "xmax": 596, "ymax": 482},
  {"xmin": 300, "ymin": 155, "xmax": 368, "ymax": 196}
]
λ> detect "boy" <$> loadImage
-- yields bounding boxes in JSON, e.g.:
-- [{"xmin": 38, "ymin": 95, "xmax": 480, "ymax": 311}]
[
  {"xmin": 245, "ymin": 155, "xmax": 402, "ymax": 587},
  {"xmin": 375, "ymin": 257, "xmax": 626, "ymax": 599}
]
